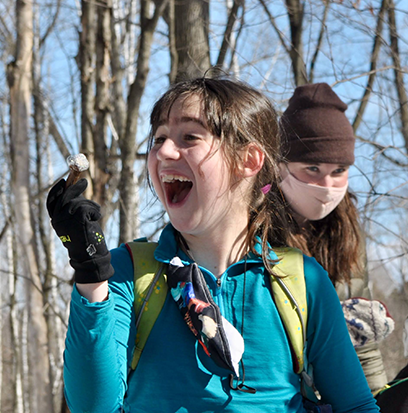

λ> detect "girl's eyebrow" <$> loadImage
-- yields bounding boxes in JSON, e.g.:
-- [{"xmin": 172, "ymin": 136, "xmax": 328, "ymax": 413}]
[
  {"xmin": 180, "ymin": 116, "xmax": 206, "ymax": 128},
  {"xmin": 157, "ymin": 116, "xmax": 206, "ymax": 128}
]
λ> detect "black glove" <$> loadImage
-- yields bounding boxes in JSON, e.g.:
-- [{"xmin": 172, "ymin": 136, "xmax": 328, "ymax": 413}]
[{"xmin": 46, "ymin": 178, "xmax": 114, "ymax": 283}]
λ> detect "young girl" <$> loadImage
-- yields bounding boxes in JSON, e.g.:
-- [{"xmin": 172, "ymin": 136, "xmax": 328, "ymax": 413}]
[
  {"xmin": 279, "ymin": 82, "xmax": 388, "ymax": 393},
  {"xmin": 46, "ymin": 78, "xmax": 379, "ymax": 412}
]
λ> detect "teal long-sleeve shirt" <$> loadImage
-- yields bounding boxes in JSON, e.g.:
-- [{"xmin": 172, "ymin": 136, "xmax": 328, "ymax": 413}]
[{"xmin": 63, "ymin": 225, "xmax": 380, "ymax": 412}]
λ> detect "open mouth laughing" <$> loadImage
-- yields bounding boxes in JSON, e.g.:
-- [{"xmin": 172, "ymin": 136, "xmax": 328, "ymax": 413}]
[{"xmin": 161, "ymin": 174, "xmax": 193, "ymax": 205}]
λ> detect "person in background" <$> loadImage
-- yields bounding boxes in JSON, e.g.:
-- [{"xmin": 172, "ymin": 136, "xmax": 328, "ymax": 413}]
[
  {"xmin": 375, "ymin": 315, "xmax": 408, "ymax": 412},
  {"xmin": 279, "ymin": 82, "xmax": 389, "ymax": 393},
  {"xmin": 47, "ymin": 77, "xmax": 380, "ymax": 412}
]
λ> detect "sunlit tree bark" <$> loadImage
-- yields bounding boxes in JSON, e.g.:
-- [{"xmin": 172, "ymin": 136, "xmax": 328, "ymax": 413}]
[
  {"xmin": 174, "ymin": 0, "xmax": 211, "ymax": 82},
  {"xmin": 7, "ymin": 0, "xmax": 53, "ymax": 411}
]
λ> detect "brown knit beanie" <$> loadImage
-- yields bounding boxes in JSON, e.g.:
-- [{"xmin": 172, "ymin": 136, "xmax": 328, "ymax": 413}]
[{"xmin": 280, "ymin": 83, "xmax": 356, "ymax": 165}]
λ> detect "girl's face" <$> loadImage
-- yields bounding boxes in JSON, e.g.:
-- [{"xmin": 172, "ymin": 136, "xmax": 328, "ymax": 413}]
[
  {"xmin": 282, "ymin": 162, "xmax": 349, "ymax": 187},
  {"xmin": 148, "ymin": 95, "xmax": 250, "ymax": 237}
]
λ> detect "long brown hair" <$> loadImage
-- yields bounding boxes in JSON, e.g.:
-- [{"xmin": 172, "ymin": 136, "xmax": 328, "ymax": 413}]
[
  {"xmin": 286, "ymin": 190, "xmax": 363, "ymax": 285},
  {"xmin": 147, "ymin": 76, "xmax": 290, "ymax": 271}
]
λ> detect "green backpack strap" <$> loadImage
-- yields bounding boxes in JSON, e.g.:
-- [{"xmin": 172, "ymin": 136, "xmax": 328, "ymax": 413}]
[
  {"xmin": 272, "ymin": 247, "xmax": 322, "ymax": 401},
  {"xmin": 272, "ymin": 247, "xmax": 307, "ymax": 374},
  {"xmin": 126, "ymin": 240, "xmax": 168, "ymax": 370}
]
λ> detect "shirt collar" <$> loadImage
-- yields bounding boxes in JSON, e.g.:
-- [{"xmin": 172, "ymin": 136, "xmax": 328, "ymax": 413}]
[{"xmin": 154, "ymin": 224, "xmax": 278, "ymax": 266}]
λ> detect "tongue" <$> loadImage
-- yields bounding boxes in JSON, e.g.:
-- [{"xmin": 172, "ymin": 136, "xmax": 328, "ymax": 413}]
[{"xmin": 167, "ymin": 181, "xmax": 192, "ymax": 204}]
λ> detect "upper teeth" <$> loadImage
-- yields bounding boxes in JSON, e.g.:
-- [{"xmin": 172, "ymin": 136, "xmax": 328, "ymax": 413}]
[{"xmin": 161, "ymin": 174, "xmax": 191, "ymax": 183}]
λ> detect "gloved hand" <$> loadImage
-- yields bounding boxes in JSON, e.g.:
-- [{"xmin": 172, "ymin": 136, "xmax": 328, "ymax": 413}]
[
  {"xmin": 46, "ymin": 178, "xmax": 114, "ymax": 283},
  {"xmin": 341, "ymin": 297, "xmax": 394, "ymax": 347}
]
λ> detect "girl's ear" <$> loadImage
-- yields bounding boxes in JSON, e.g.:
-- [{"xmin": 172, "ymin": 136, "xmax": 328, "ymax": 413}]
[
  {"xmin": 278, "ymin": 162, "xmax": 287, "ymax": 179},
  {"xmin": 240, "ymin": 143, "xmax": 265, "ymax": 178}
]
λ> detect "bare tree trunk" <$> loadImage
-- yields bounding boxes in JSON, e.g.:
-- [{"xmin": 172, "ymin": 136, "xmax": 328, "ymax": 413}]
[
  {"xmin": 126, "ymin": 0, "xmax": 137, "ymax": 85},
  {"xmin": 31, "ymin": 87, "xmax": 71, "ymax": 160},
  {"xmin": 20, "ymin": 308, "xmax": 29, "ymax": 413},
  {"xmin": 0, "ymin": 94, "xmax": 15, "ymax": 413},
  {"xmin": 154, "ymin": 0, "xmax": 178, "ymax": 83},
  {"xmin": 308, "ymin": 0, "xmax": 330, "ymax": 83},
  {"xmin": 167, "ymin": 0, "xmax": 178, "ymax": 84},
  {"xmin": 352, "ymin": 0, "xmax": 388, "ymax": 133},
  {"xmin": 6, "ymin": 0, "xmax": 53, "ymax": 411},
  {"xmin": 47, "ymin": 134, "xmax": 67, "ymax": 413},
  {"xmin": 174, "ymin": 0, "xmax": 211, "ymax": 82},
  {"xmin": 79, "ymin": 0, "xmax": 97, "ymax": 198},
  {"xmin": 110, "ymin": 0, "xmax": 127, "ymax": 143},
  {"xmin": 94, "ymin": 0, "xmax": 112, "ymax": 210},
  {"xmin": 7, "ymin": 226, "xmax": 23, "ymax": 413},
  {"xmin": 226, "ymin": 0, "xmax": 243, "ymax": 77},
  {"xmin": 1, "ymin": 129, "xmax": 25, "ymax": 413},
  {"xmin": 387, "ymin": 0, "xmax": 408, "ymax": 153},
  {"xmin": 0, "ymin": 228, "xmax": 2, "ymax": 410},
  {"xmin": 0, "ymin": 171, "xmax": 17, "ymax": 413},
  {"xmin": 33, "ymin": 22, "xmax": 65, "ymax": 409},
  {"xmin": 12, "ymin": 249, "xmax": 24, "ymax": 413},
  {"xmin": 285, "ymin": 0, "xmax": 307, "ymax": 86},
  {"xmin": 216, "ymin": 0, "xmax": 243, "ymax": 70},
  {"xmin": 260, "ymin": 0, "xmax": 307, "ymax": 86},
  {"xmin": 118, "ymin": 0, "xmax": 169, "ymax": 244},
  {"xmin": 0, "ymin": 100, "xmax": 5, "ymax": 413}
]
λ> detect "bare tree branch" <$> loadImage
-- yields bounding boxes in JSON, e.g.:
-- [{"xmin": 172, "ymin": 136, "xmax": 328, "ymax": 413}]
[
  {"xmin": 153, "ymin": 0, "xmax": 178, "ymax": 83},
  {"xmin": 39, "ymin": 0, "xmax": 62, "ymax": 47},
  {"xmin": 0, "ymin": 217, "xmax": 11, "ymax": 243},
  {"xmin": 32, "ymin": 88, "xmax": 71, "ymax": 160},
  {"xmin": 331, "ymin": 65, "xmax": 394, "ymax": 86},
  {"xmin": 0, "ymin": 13, "xmax": 13, "ymax": 42},
  {"xmin": 216, "ymin": 0, "xmax": 243, "ymax": 69},
  {"xmin": 258, "ymin": 0, "xmax": 290, "ymax": 55},
  {"xmin": 309, "ymin": 0, "xmax": 330, "ymax": 83},
  {"xmin": 357, "ymin": 134, "xmax": 408, "ymax": 167}
]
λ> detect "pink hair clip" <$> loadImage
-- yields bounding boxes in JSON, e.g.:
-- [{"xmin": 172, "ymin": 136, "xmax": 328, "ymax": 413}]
[{"xmin": 261, "ymin": 184, "xmax": 271, "ymax": 195}]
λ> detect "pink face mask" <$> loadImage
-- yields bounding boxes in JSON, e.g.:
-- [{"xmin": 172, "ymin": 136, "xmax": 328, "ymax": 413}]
[{"xmin": 279, "ymin": 168, "xmax": 348, "ymax": 221}]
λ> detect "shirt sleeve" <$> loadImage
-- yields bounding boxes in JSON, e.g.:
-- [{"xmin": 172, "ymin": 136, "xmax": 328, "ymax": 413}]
[
  {"xmin": 355, "ymin": 343, "xmax": 388, "ymax": 392},
  {"xmin": 335, "ymin": 249, "xmax": 389, "ymax": 393},
  {"xmin": 304, "ymin": 255, "xmax": 380, "ymax": 413},
  {"xmin": 63, "ymin": 244, "xmax": 136, "ymax": 413}
]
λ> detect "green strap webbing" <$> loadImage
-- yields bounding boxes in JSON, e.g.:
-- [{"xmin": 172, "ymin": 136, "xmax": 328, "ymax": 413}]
[
  {"xmin": 127, "ymin": 242, "xmax": 306, "ymax": 375},
  {"xmin": 272, "ymin": 247, "xmax": 307, "ymax": 374},
  {"xmin": 374, "ymin": 376, "xmax": 408, "ymax": 397},
  {"xmin": 126, "ymin": 241, "xmax": 168, "ymax": 370}
]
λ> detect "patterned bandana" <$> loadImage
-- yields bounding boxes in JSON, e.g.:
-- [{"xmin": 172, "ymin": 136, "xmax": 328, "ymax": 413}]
[{"xmin": 166, "ymin": 257, "xmax": 244, "ymax": 377}]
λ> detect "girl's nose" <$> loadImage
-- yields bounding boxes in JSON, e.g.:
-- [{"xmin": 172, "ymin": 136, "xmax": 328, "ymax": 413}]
[
  {"xmin": 317, "ymin": 174, "xmax": 333, "ymax": 187},
  {"xmin": 156, "ymin": 139, "xmax": 181, "ymax": 161}
]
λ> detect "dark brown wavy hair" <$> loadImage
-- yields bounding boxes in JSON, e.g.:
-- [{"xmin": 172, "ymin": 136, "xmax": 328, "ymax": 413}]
[
  {"xmin": 147, "ymin": 76, "xmax": 290, "ymax": 272},
  {"xmin": 286, "ymin": 190, "xmax": 363, "ymax": 285}
]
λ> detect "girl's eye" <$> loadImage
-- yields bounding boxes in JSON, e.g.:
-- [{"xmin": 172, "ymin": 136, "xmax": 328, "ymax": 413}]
[
  {"xmin": 153, "ymin": 136, "xmax": 166, "ymax": 145},
  {"xmin": 184, "ymin": 134, "xmax": 199, "ymax": 141},
  {"xmin": 333, "ymin": 168, "xmax": 346, "ymax": 174},
  {"xmin": 306, "ymin": 166, "xmax": 319, "ymax": 172}
]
